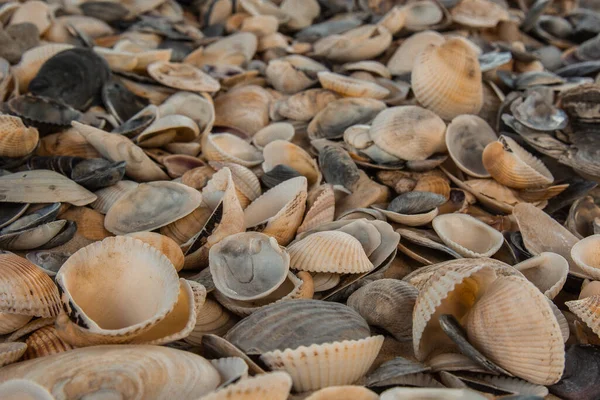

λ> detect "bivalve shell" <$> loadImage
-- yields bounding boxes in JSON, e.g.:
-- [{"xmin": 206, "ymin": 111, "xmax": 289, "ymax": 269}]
[
  {"xmin": 24, "ymin": 326, "xmax": 73, "ymax": 360},
  {"xmin": 432, "ymin": 213, "xmax": 504, "ymax": 258},
  {"xmin": 445, "ymin": 115, "xmax": 496, "ymax": 178},
  {"xmin": 148, "ymin": 61, "xmax": 220, "ymax": 92},
  {"xmin": 0, "ymin": 115, "xmax": 39, "ymax": 158},
  {"xmin": 0, "ymin": 343, "xmax": 27, "ymax": 368},
  {"xmin": 200, "ymin": 371, "xmax": 292, "ymax": 400},
  {"xmin": 203, "ymin": 133, "xmax": 263, "ymax": 167},
  {"xmin": 513, "ymin": 252, "xmax": 568, "ymax": 299},
  {"xmin": 570, "ymin": 234, "xmax": 600, "ymax": 280},
  {"xmin": 0, "ymin": 379, "xmax": 54, "ymax": 400},
  {"xmin": 317, "ymin": 72, "xmax": 390, "ymax": 99}
]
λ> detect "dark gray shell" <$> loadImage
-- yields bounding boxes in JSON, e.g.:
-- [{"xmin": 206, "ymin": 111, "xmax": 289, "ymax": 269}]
[
  {"xmin": 29, "ymin": 48, "xmax": 110, "ymax": 111},
  {"xmin": 71, "ymin": 159, "xmax": 126, "ymax": 191},
  {"xmin": 223, "ymin": 299, "xmax": 371, "ymax": 354},
  {"xmin": 111, "ymin": 106, "xmax": 158, "ymax": 138},
  {"xmin": 318, "ymin": 145, "xmax": 360, "ymax": 190},
  {"xmin": 388, "ymin": 191, "xmax": 447, "ymax": 214},
  {"xmin": 478, "ymin": 51, "xmax": 512, "ymax": 72},
  {"xmin": 260, "ymin": 164, "xmax": 302, "ymax": 189},
  {"xmin": 0, "ymin": 203, "xmax": 29, "ymax": 229},
  {"xmin": 80, "ymin": 1, "xmax": 129, "ymax": 23},
  {"xmin": 0, "ymin": 202, "xmax": 61, "ymax": 234},
  {"xmin": 102, "ymin": 79, "xmax": 149, "ymax": 124},
  {"xmin": 35, "ymin": 220, "xmax": 77, "ymax": 250},
  {"xmin": 25, "ymin": 156, "xmax": 84, "ymax": 176},
  {"xmin": 26, "ymin": 250, "xmax": 70, "ymax": 277},
  {"xmin": 7, "ymin": 94, "xmax": 82, "ymax": 133},
  {"xmin": 549, "ymin": 345, "xmax": 600, "ymax": 400},
  {"xmin": 365, "ymin": 357, "xmax": 431, "ymax": 387}
]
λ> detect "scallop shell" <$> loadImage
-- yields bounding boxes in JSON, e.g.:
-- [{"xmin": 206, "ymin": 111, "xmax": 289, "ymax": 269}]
[
  {"xmin": 126, "ymin": 232, "xmax": 185, "ymax": 272},
  {"xmin": 252, "ymin": 123, "xmax": 295, "ymax": 150},
  {"xmin": 482, "ymin": 135, "xmax": 554, "ymax": 189},
  {"xmin": 0, "ymin": 343, "xmax": 27, "ymax": 368},
  {"xmin": 72, "ymin": 121, "xmax": 169, "ymax": 182},
  {"xmin": 451, "ymin": 0, "xmax": 510, "ymax": 28},
  {"xmin": 318, "ymin": 72, "xmax": 390, "ymax": 99},
  {"xmin": 445, "ymin": 115, "xmax": 496, "ymax": 178},
  {"xmin": 565, "ymin": 295, "xmax": 600, "ymax": 338},
  {"xmin": 412, "ymin": 38, "xmax": 483, "ymax": 120},
  {"xmin": 513, "ymin": 252, "xmax": 568, "ymax": 299},
  {"xmin": 203, "ymin": 133, "xmax": 263, "ymax": 167},
  {"xmin": 466, "ymin": 275, "xmax": 565, "ymax": 385},
  {"xmin": 0, "ymin": 115, "xmax": 39, "ymax": 158},
  {"xmin": 262, "ymin": 141, "xmax": 321, "ymax": 188},
  {"xmin": 91, "ymin": 180, "xmax": 139, "ymax": 214},
  {"xmin": 54, "ymin": 236, "xmax": 181, "ymax": 346},
  {"xmin": 0, "ymin": 345, "xmax": 221, "ymax": 399},
  {"xmin": 432, "ymin": 214, "xmax": 504, "ymax": 258},
  {"xmin": 24, "ymin": 326, "xmax": 73, "ymax": 360},
  {"xmin": 387, "ymin": 30, "xmax": 445, "ymax": 75},
  {"xmin": 147, "ymin": 61, "xmax": 220, "ymax": 92},
  {"xmin": 0, "ymin": 379, "xmax": 54, "ymax": 400},
  {"xmin": 570, "ymin": 234, "xmax": 600, "ymax": 280},
  {"xmin": 308, "ymin": 98, "xmax": 386, "ymax": 140},
  {"xmin": 369, "ymin": 106, "xmax": 447, "ymax": 161}
]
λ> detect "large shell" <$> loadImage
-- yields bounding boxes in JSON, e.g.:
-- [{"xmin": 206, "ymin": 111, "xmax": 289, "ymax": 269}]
[
  {"xmin": 369, "ymin": 106, "xmax": 447, "ymax": 161},
  {"xmin": 91, "ymin": 180, "xmax": 139, "ymax": 214},
  {"xmin": 252, "ymin": 123, "xmax": 295, "ymax": 150},
  {"xmin": 466, "ymin": 275, "xmax": 565, "ymax": 385},
  {"xmin": 0, "ymin": 343, "xmax": 27, "ymax": 368},
  {"xmin": 210, "ymin": 232, "xmax": 290, "ymax": 301},
  {"xmin": 147, "ymin": 61, "xmax": 220, "ymax": 92},
  {"xmin": 451, "ymin": 0, "xmax": 510, "ymax": 28},
  {"xmin": 262, "ymin": 141, "xmax": 321, "ymax": 188},
  {"xmin": 570, "ymin": 234, "xmax": 600, "ymax": 280},
  {"xmin": 445, "ymin": 115, "xmax": 496, "ymax": 178},
  {"xmin": 513, "ymin": 252, "xmax": 568, "ymax": 299},
  {"xmin": 0, "ymin": 345, "xmax": 221, "ymax": 399},
  {"xmin": 54, "ymin": 236, "xmax": 181, "ymax": 345},
  {"xmin": 0, "ymin": 115, "xmax": 39, "ymax": 158},
  {"xmin": 214, "ymin": 85, "xmax": 270, "ymax": 135},
  {"xmin": 126, "ymin": 232, "xmax": 185, "ymax": 272},
  {"xmin": 412, "ymin": 38, "xmax": 483, "ymax": 120},
  {"xmin": 482, "ymin": 135, "xmax": 554, "ymax": 189},
  {"xmin": 387, "ymin": 30, "xmax": 445, "ymax": 75},
  {"xmin": 313, "ymin": 25, "xmax": 392, "ymax": 63},
  {"xmin": 0, "ymin": 379, "xmax": 54, "ymax": 399},
  {"xmin": 432, "ymin": 214, "xmax": 504, "ymax": 258},
  {"xmin": 202, "ymin": 133, "xmax": 263, "ymax": 167},
  {"xmin": 13, "ymin": 44, "xmax": 74, "ymax": 91},
  {"xmin": 104, "ymin": 181, "xmax": 202, "ymax": 235}
]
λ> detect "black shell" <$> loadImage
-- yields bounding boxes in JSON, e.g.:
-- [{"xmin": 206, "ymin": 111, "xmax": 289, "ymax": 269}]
[
  {"xmin": 388, "ymin": 191, "xmax": 447, "ymax": 214},
  {"xmin": 7, "ymin": 94, "xmax": 82, "ymax": 134},
  {"xmin": 71, "ymin": 158, "xmax": 126, "ymax": 191},
  {"xmin": 80, "ymin": 1, "xmax": 129, "ymax": 23},
  {"xmin": 550, "ymin": 345, "xmax": 600, "ymax": 400},
  {"xmin": 102, "ymin": 79, "xmax": 149, "ymax": 124},
  {"xmin": 318, "ymin": 145, "xmax": 360, "ymax": 190},
  {"xmin": 260, "ymin": 164, "xmax": 302, "ymax": 189}
]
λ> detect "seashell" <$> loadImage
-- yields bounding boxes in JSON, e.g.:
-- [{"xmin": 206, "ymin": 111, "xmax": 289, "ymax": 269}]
[
  {"xmin": 202, "ymin": 371, "xmax": 291, "ymax": 400},
  {"xmin": 318, "ymin": 72, "xmax": 390, "ymax": 99},
  {"xmin": 9, "ymin": 1, "xmax": 50, "ymax": 35},
  {"xmin": 136, "ymin": 115, "xmax": 199, "ymax": 148},
  {"xmin": 369, "ymin": 106, "xmax": 447, "ymax": 161},
  {"xmin": 288, "ymin": 231, "xmax": 374, "ymax": 274},
  {"xmin": 318, "ymin": 144, "xmax": 361, "ymax": 191},
  {"xmin": 0, "ymin": 170, "xmax": 96, "ymax": 207},
  {"xmin": 261, "ymin": 165, "xmax": 302, "ymax": 189},
  {"xmin": 364, "ymin": 356, "xmax": 432, "ymax": 387},
  {"xmin": 445, "ymin": 115, "xmax": 496, "ymax": 178},
  {"xmin": 94, "ymin": 47, "xmax": 139, "ymax": 72},
  {"xmin": 432, "ymin": 214, "xmax": 504, "ymax": 258},
  {"xmin": 210, "ymin": 356, "xmax": 249, "ymax": 388},
  {"xmin": 270, "ymin": 89, "xmax": 339, "ymax": 122},
  {"xmin": 37, "ymin": 129, "xmax": 101, "ymax": 159},
  {"xmin": 72, "ymin": 121, "xmax": 169, "ymax": 182},
  {"xmin": 158, "ymin": 92, "xmax": 214, "ymax": 137},
  {"xmin": 281, "ymin": 0, "xmax": 320, "ymax": 30},
  {"xmin": 513, "ymin": 252, "xmax": 568, "ymax": 299},
  {"xmin": 312, "ymin": 272, "xmax": 341, "ymax": 292},
  {"xmin": 161, "ymin": 155, "xmax": 206, "ymax": 179},
  {"xmin": 313, "ymin": 25, "xmax": 392, "ymax": 63},
  {"xmin": 570, "ymin": 234, "xmax": 600, "ymax": 280},
  {"xmin": 185, "ymin": 298, "xmax": 238, "ymax": 345},
  {"xmin": 0, "ymin": 345, "xmax": 221, "ymax": 398},
  {"xmin": 12, "ymin": 44, "xmax": 74, "ymax": 91},
  {"xmin": 164, "ymin": 142, "xmax": 202, "ymax": 157},
  {"xmin": 244, "ymin": 176, "xmax": 307, "ymax": 245},
  {"xmin": 427, "ymin": 353, "xmax": 490, "ymax": 373},
  {"xmin": 1, "ymin": 202, "xmax": 60, "ymax": 235},
  {"xmin": 104, "ymin": 181, "xmax": 202, "ymax": 235},
  {"xmin": 459, "ymin": 177, "xmax": 522, "ymax": 213},
  {"xmin": 0, "ymin": 379, "xmax": 54, "ymax": 400},
  {"xmin": 566, "ymin": 295, "xmax": 600, "ymax": 338},
  {"xmin": 347, "ymin": 279, "xmax": 418, "ymax": 342},
  {"xmin": 209, "ymin": 161, "xmax": 261, "ymax": 207},
  {"xmin": 511, "ymin": 91, "xmax": 568, "ymax": 132},
  {"xmin": 566, "ymin": 196, "xmax": 600, "ymax": 239},
  {"xmin": 341, "ymin": 61, "xmax": 391, "ymax": 80},
  {"xmin": 401, "ymin": 0, "xmax": 448, "ymax": 31},
  {"xmin": 387, "ymin": 31, "xmax": 445, "ymax": 76},
  {"xmin": 45, "ymin": 15, "xmax": 113, "ymax": 44},
  {"xmin": 214, "ymin": 85, "xmax": 270, "ymax": 135},
  {"xmin": 7, "ymin": 95, "xmax": 82, "ymax": 134},
  {"xmin": 482, "ymin": 136, "xmax": 554, "ymax": 189},
  {"xmin": 381, "ymin": 388, "xmax": 487, "ymax": 399},
  {"xmin": 466, "ymin": 275, "xmax": 565, "ymax": 385},
  {"xmin": 298, "ymin": 184, "xmax": 335, "ymax": 233},
  {"xmin": 0, "ymin": 219, "xmax": 67, "ymax": 251},
  {"xmin": 305, "ymin": 386, "xmax": 378, "ymax": 400},
  {"xmin": 125, "ymin": 232, "xmax": 184, "ymax": 272},
  {"xmin": 0, "ymin": 115, "xmax": 39, "ymax": 159},
  {"xmin": 308, "ymin": 98, "xmax": 386, "ymax": 140},
  {"xmin": 0, "ymin": 342, "xmax": 27, "ymax": 368},
  {"xmin": 24, "ymin": 326, "xmax": 73, "ymax": 360},
  {"xmin": 0, "ymin": 253, "xmax": 61, "ymax": 318},
  {"xmin": 210, "ymin": 232, "xmax": 290, "ymax": 301},
  {"xmin": 240, "ymin": 14, "xmax": 279, "ymax": 36},
  {"xmin": 203, "ymin": 133, "xmax": 263, "ymax": 168},
  {"xmin": 91, "ymin": 180, "xmax": 138, "ymax": 215},
  {"xmin": 102, "ymin": 79, "xmax": 150, "ymax": 124},
  {"xmin": 265, "ymin": 56, "xmax": 328, "ymax": 94},
  {"xmin": 414, "ymin": 175, "xmax": 451, "ymax": 199},
  {"xmin": 0, "ymin": 203, "xmax": 30, "ymax": 231},
  {"xmin": 180, "ymin": 166, "xmax": 215, "ymax": 191},
  {"xmin": 412, "ymin": 38, "xmax": 483, "ymax": 120},
  {"xmin": 185, "ymin": 33, "xmax": 257, "ymax": 67},
  {"xmin": 25, "ymin": 250, "xmax": 70, "ymax": 277},
  {"xmin": 450, "ymin": 0, "xmax": 510, "ymax": 28},
  {"xmin": 147, "ymin": 61, "xmax": 220, "ymax": 93},
  {"xmin": 252, "ymin": 123, "xmax": 295, "ymax": 150},
  {"xmin": 55, "ymin": 236, "xmax": 181, "ymax": 345},
  {"xmin": 263, "ymin": 141, "xmax": 321, "ymax": 188}
]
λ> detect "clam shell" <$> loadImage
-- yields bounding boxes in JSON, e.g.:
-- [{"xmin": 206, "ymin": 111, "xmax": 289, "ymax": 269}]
[
  {"xmin": 0, "ymin": 313, "xmax": 32, "ymax": 335},
  {"xmin": 91, "ymin": 180, "xmax": 138, "ymax": 215},
  {"xmin": 0, "ymin": 345, "xmax": 221, "ymax": 399},
  {"xmin": 511, "ymin": 92, "xmax": 568, "ymax": 132},
  {"xmin": 318, "ymin": 144, "xmax": 361, "ymax": 191},
  {"xmin": 414, "ymin": 176, "xmax": 451, "ymax": 199},
  {"xmin": 0, "ymin": 379, "xmax": 54, "ymax": 399},
  {"xmin": 412, "ymin": 38, "xmax": 483, "ymax": 120},
  {"xmin": 210, "ymin": 356, "xmax": 248, "ymax": 388},
  {"xmin": 24, "ymin": 326, "xmax": 73, "ymax": 360},
  {"xmin": 159, "ymin": 92, "xmax": 215, "ymax": 137},
  {"xmin": 305, "ymin": 386, "xmax": 378, "ymax": 400},
  {"xmin": 312, "ymin": 272, "xmax": 341, "ymax": 292},
  {"xmin": 72, "ymin": 121, "xmax": 169, "ymax": 182},
  {"xmin": 451, "ymin": 0, "xmax": 510, "ymax": 28},
  {"xmin": 566, "ymin": 196, "xmax": 600, "ymax": 239},
  {"xmin": 136, "ymin": 115, "xmax": 200, "ymax": 147},
  {"xmin": 313, "ymin": 25, "xmax": 391, "ymax": 63},
  {"xmin": 0, "ymin": 342, "xmax": 27, "ymax": 368},
  {"xmin": 202, "ymin": 371, "xmax": 292, "ymax": 400},
  {"xmin": 55, "ymin": 236, "xmax": 181, "ymax": 346},
  {"xmin": 317, "ymin": 71, "xmax": 390, "ymax": 99},
  {"xmin": 37, "ymin": 129, "xmax": 101, "ymax": 159},
  {"xmin": 161, "ymin": 155, "xmax": 205, "ymax": 179},
  {"xmin": 381, "ymin": 388, "xmax": 487, "ymax": 399},
  {"xmin": 13, "ymin": 44, "xmax": 74, "ymax": 91},
  {"xmin": 184, "ymin": 298, "xmax": 238, "ymax": 346},
  {"xmin": 0, "ymin": 115, "xmax": 39, "ymax": 158},
  {"xmin": 0, "ymin": 253, "xmax": 61, "ymax": 318},
  {"xmin": 570, "ymin": 234, "xmax": 600, "ymax": 280},
  {"xmin": 432, "ymin": 214, "xmax": 504, "ymax": 258},
  {"xmin": 1, "ymin": 202, "xmax": 60, "ymax": 235},
  {"xmin": 265, "ymin": 56, "xmax": 326, "ymax": 94},
  {"xmin": 147, "ymin": 61, "xmax": 220, "ymax": 92},
  {"xmin": 262, "ymin": 141, "xmax": 321, "ymax": 188},
  {"xmin": 214, "ymin": 85, "xmax": 270, "ymax": 135},
  {"xmin": 347, "ymin": 279, "xmax": 418, "ymax": 342},
  {"xmin": 260, "ymin": 335, "xmax": 384, "ymax": 392},
  {"xmin": 104, "ymin": 181, "xmax": 202, "ymax": 235},
  {"xmin": 8, "ymin": 1, "xmax": 50, "ymax": 35},
  {"xmin": 210, "ymin": 232, "xmax": 290, "ymax": 301},
  {"xmin": 466, "ymin": 275, "xmax": 565, "ymax": 385},
  {"xmin": 445, "ymin": 115, "xmax": 496, "ymax": 178},
  {"xmin": 308, "ymin": 98, "xmax": 386, "ymax": 140},
  {"xmin": 180, "ymin": 166, "xmax": 215, "ymax": 191},
  {"xmin": 7, "ymin": 95, "xmax": 82, "ymax": 134},
  {"xmin": 369, "ymin": 106, "xmax": 447, "ymax": 161},
  {"xmin": 203, "ymin": 133, "xmax": 263, "ymax": 167},
  {"xmin": 270, "ymin": 89, "xmax": 339, "ymax": 121},
  {"xmin": 252, "ymin": 123, "xmax": 295, "ymax": 150},
  {"xmin": 261, "ymin": 164, "xmax": 302, "ymax": 189},
  {"xmin": 0, "ymin": 219, "xmax": 67, "ymax": 251},
  {"xmin": 513, "ymin": 252, "xmax": 568, "ymax": 299},
  {"xmin": 401, "ymin": 0, "xmax": 448, "ymax": 31},
  {"xmin": 126, "ymin": 232, "xmax": 185, "ymax": 272},
  {"xmin": 482, "ymin": 136, "xmax": 554, "ymax": 189},
  {"xmin": 0, "ymin": 203, "xmax": 29, "ymax": 230},
  {"xmin": 209, "ymin": 161, "xmax": 261, "ymax": 206},
  {"xmin": 387, "ymin": 30, "xmax": 445, "ymax": 75}
]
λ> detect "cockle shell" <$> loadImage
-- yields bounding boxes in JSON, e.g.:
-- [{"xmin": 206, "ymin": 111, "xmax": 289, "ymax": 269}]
[
  {"xmin": 209, "ymin": 161, "xmax": 261, "ymax": 208},
  {"xmin": 200, "ymin": 371, "xmax": 292, "ymax": 400},
  {"xmin": 432, "ymin": 214, "xmax": 504, "ymax": 258},
  {"xmin": 570, "ymin": 234, "xmax": 600, "ymax": 280},
  {"xmin": 451, "ymin": 0, "xmax": 510, "ymax": 28},
  {"xmin": 214, "ymin": 85, "xmax": 270, "ymax": 135},
  {"xmin": 0, "ymin": 379, "xmax": 54, "ymax": 400},
  {"xmin": 24, "ymin": 326, "xmax": 73, "ymax": 360},
  {"xmin": 262, "ymin": 140, "xmax": 321, "ymax": 188},
  {"xmin": 445, "ymin": 115, "xmax": 496, "ymax": 178},
  {"xmin": 270, "ymin": 89, "xmax": 339, "ymax": 121},
  {"xmin": 317, "ymin": 72, "xmax": 390, "ymax": 99},
  {"xmin": 298, "ymin": 184, "xmax": 335, "ymax": 233},
  {"xmin": 513, "ymin": 252, "xmax": 568, "ymax": 299},
  {"xmin": 202, "ymin": 133, "xmax": 263, "ymax": 167},
  {"xmin": 126, "ymin": 232, "xmax": 185, "ymax": 272},
  {"xmin": 0, "ymin": 345, "xmax": 221, "ymax": 399},
  {"xmin": 414, "ymin": 175, "xmax": 451, "ymax": 199},
  {"xmin": 0, "ymin": 115, "xmax": 39, "ymax": 158},
  {"xmin": 565, "ymin": 295, "xmax": 600, "ymax": 338},
  {"xmin": 412, "ymin": 38, "xmax": 483, "ymax": 120},
  {"xmin": 387, "ymin": 30, "xmax": 445, "ymax": 75}
]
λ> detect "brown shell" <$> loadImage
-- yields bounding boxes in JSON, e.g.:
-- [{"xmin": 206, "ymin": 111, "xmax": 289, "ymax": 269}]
[{"xmin": 24, "ymin": 326, "xmax": 74, "ymax": 360}]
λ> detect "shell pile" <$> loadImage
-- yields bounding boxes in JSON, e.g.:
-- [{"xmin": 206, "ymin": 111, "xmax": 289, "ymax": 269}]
[{"xmin": 2, "ymin": 0, "xmax": 600, "ymax": 399}]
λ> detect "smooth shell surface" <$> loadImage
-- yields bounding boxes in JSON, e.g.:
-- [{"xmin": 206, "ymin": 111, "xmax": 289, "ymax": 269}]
[
  {"xmin": 432, "ymin": 213, "xmax": 504, "ymax": 258},
  {"xmin": 445, "ymin": 115, "xmax": 496, "ymax": 178}
]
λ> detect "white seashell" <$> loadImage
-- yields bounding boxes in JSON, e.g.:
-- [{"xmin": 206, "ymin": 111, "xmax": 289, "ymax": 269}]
[
  {"xmin": 432, "ymin": 213, "xmax": 504, "ymax": 258},
  {"xmin": 513, "ymin": 252, "xmax": 568, "ymax": 299}
]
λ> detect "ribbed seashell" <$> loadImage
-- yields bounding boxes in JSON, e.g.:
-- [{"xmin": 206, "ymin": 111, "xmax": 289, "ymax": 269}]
[
  {"xmin": 270, "ymin": 89, "xmax": 339, "ymax": 121},
  {"xmin": 252, "ymin": 123, "xmax": 295, "ymax": 150},
  {"xmin": 565, "ymin": 196, "xmax": 600, "ymax": 239},
  {"xmin": 318, "ymin": 72, "xmax": 390, "ymax": 99},
  {"xmin": 381, "ymin": 388, "xmax": 487, "ymax": 400},
  {"xmin": 414, "ymin": 176, "xmax": 451, "ymax": 199},
  {"xmin": 387, "ymin": 31, "xmax": 445, "ymax": 75},
  {"xmin": 3, "ymin": 318, "xmax": 54, "ymax": 344},
  {"xmin": 265, "ymin": 56, "xmax": 327, "ymax": 94},
  {"xmin": 565, "ymin": 295, "xmax": 600, "ymax": 338},
  {"xmin": 262, "ymin": 141, "xmax": 321, "ymax": 188},
  {"xmin": 0, "ymin": 253, "xmax": 61, "ymax": 318},
  {"xmin": 0, "ymin": 115, "xmax": 39, "ymax": 158},
  {"xmin": 214, "ymin": 85, "xmax": 270, "ymax": 135},
  {"xmin": 306, "ymin": 386, "xmax": 379, "ymax": 400},
  {"xmin": 0, "ymin": 379, "xmax": 54, "ymax": 400},
  {"xmin": 126, "ymin": 232, "xmax": 184, "ymax": 272},
  {"xmin": 210, "ymin": 232, "xmax": 290, "ymax": 301},
  {"xmin": 244, "ymin": 176, "xmax": 307, "ymax": 245},
  {"xmin": 570, "ymin": 234, "xmax": 600, "ymax": 280},
  {"xmin": 24, "ymin": 326, "xmax": 73, "ymax": 360},
  {"xmin": 369, "ymin": 106, "xmax": 447, "ymax": 161},
  {"xmin": 445, "ymin": 115, "xmax": 496, "ymax": 178},
  {"xmin": 91, "ymin": 180, "xmax": 138, "ymax": 214},
  {"xmin": 147, "ymin": 61, "xmax": 220, "ymax": 92},
  {"xmin": 0, "ymin": 313, "xmax": 32, "ymax": 335},
  {"xmin": 202, "ymin": 371, "xmax": 292, "ymax": 400},
  {"xmin": 37, "ymin": 128, "xmax": 101, "ymax": 159},
  {"xmin": 513, "ymin": 252, "xmax": 568, "ymax": 299},
  {"xmin": 289, "ymin": 231, "xmax": 374, "ymax": 274},
  {"xmin": 55, "ymin": 236, "xmax": 181, "ymax": 346},
  {"xmin": 313, "ymin": 25, "xmax": 392, "ymax": 63},
  {"xmin": 412, "ymin": 38, "xmax": 483, "ymax": 120},
  {"xmin": 184, "ymin": 298, "xmax": 238, "ymax": 346},
  {"xmin": 180, "ymin": 166, "xmax": 215, "ymax": 191},
  {"xmin": 466, "ymin": 275, "xmax": 565, "ymax": 385},
  {"xmin": 308, "ymin": 98, "xmax": 386, "ymax": 140},
  {"xmin": 209, "ymin": 161, "xmax": 261, "ymax": 208},
  {"xmin": 0, "ymin": 345, "xmax": 221, "ymax": 398},
  {"xmin": 202, "ymin": 133, "xmax": 263, "ymax": 168},
  {"xmin": 298, "ymin": 184, "xmax": 335, "ymax": 233},
  {"xmin": 104, "ymin": 181, "xmax": 202, "ymax": 235},
  {"xmin": 347, "ymin": 279, "xmax": 418, "ymax": 342},
  {"xmin": 136, "ymin": 115, "xmax": 200, "ymax": 148},
  {"xmin": 0, "ymin": 343, "xmax": 27, "ymax": 368},
  {"xmin": 451, "ymin": 0, "xmax": 510, "ymax": 28},
  {"xmin": 432, "ymin": 213, "xmax": 504, "ymax": 258},
  {"xmin": 482, "ymin": 135, "xmax": 553, "ymax": 189},
  {"xmin": 72, "ymin": 121, "xmax": 169, "ymax": 182}
]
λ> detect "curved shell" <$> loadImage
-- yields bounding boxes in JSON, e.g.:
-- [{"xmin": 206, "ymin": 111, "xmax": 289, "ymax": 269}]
[
  {"xmin": 203, "ymin": 133, "xmax": 263, "ymax": 168},
  {"xmin": 414, "ymin": 175, "xmax": 451, "ymax": 199},
  {"xmin": 125, "ymin": 232, "xmax": 185, "ymax": 272},
  {"xmin": 209, "ymin": 232, "xmax": 290, "ymax": 301},
  {"xmin": 298, "ymin": 184, "xmax": 335, "ymax": 233},
  {"xmin": 184, "ymin": 298, "xmax": 238, "ymax": 345},
  {"xmin": 55, "ymin": 236, "xmax": 181, "ymax": 345},
  {"xmin": 213, "ymin": 85, "xmax": 270, "ymax": 135},
  {"xmin": 451, "ymin": 0, "xmax": 510, "ymax": 28},
  {"xmin": 158, "ymin": 92, "xmax": 215, "ymax": 137},
  {"xmin": 91, "ymin": 180, "xmax": 139, "ymax": 214},
  {"xmin": 0, "ymin": 379, "xmax": 54, "ymax": 400},
  {"xmin": 0, "ymin": 345, "xmax": 221, "ymax": 399},
  {"xmin": 513, "ymin": 252, "xmax": 568, "ymax": 299},
  {"xmin": 24, "ymin": 326, "xmax": 73, "ymax": 360},
  {"xmin": 318, "ymin": 72, "xmax": 390, "ymax": 99},
  {"xmin": 0, "ymin": 253, "xmax": 61, "ymax": 318},
  {"xmin": 104, "ymin": 181, "xmax": 203, "ymax": 235},
  {"xmin": 252, "ymin": 123, "xmax": 295, "ymax": 150},
  {"xmin": 381, "ymin": 388, "xmax": 487, "ymax": 400},
  {"xmin": 318, "ymin": 144, "xmax": 361, "ymax": 190},
  {"xmin": 387, "ymin": 30, "xmax": 445, "ymax": 75},
  {"xmin": 308, "ymin": 98, "xmax": 386, "ymax": 140},
  {"xmin": 209, "ymin": 161, "xmax": 261, "ymax": 207},
  {"xmin": 0, "ymin": 343, "xmax": 27, "ymax": 368},
  {"xmin": 369, "ymin": 106, "xmax": 447, "ymax": 161},
  {"xmin": 148, "ymin": 61, "xmax": 220, "ymax": 92},
  {"xmin": 0, "ymin": 219, "xmax": 68, "ymax": 251},
  {"xmin": 0, "ymin": 313, "xmax": 32, "ymax": 335},
  {"xmin": 412, "ymin": 38, "xmax": 483, "ymax": 120},
  {"xmin": 13, "ymin": 44, "xmax": 74, "ymax": 91},
  {"xmin": 136, "ymin": 115, "xmax": 200, "ymax": 147},
  {"xmin": 347, "ymin": 279, "xmax": 418, "ymax": 341},
  {"xmin": 565, "ymin": 295, "xmax": 600, "ymax": 338},
  {"xmin": 466, "ymin": 275, "xmax": 565, "ymax": 385},
  {"xmin": 306, "ymin": 386, "xmax": 378, "ymax": 400},
  {"xmin": 571, "ymin": 234, "xmax": 600, "ymax": 280},
  {"xmin": 201, "ymin": 371, "xmax": 292, "ymax": 400},
  {"xmin": 374, "ymin": 205, "xmax": 439, "ymax": 227},
  {"xmin": 270, "ymin": 89, "xmax": 339, "ymax": 122},
  {"xmin": 432, "ymin": 214, "xmax": 504, "ymax": 258},
  {"xmin": 37, "ymin": 129, "xmax": 101, "ymax": 159},
  {"xmin": 445, "ymin": 115, "xmax": 496, "ymax": 178},
  {"xmin": 209, "ymin": 357, "xmax": 248, "ymax": 387},
  {"xmin": 0, "ymin": 115, "xmax": 39, "ymax": 158},
  {"xmin": 482, "ymin": 136, "xmax": 554, "ymax": 189},
  {"xmin": 265, "ymin": 57, "xmax": 325, "ymax": 95},
  {"xmin": 313, "ymin": 25, "xmax": 392, "ymax": 63},
  {"xmin": 262, "ymin": 141, "xmax": 321, "ymax": 188}
]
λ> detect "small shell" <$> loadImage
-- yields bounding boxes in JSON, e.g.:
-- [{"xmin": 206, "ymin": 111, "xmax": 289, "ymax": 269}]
[
  {"xmin": 401, "ymin": 0, "xmax": 447, "ymax": 31},
  {"xmin": 432, "ymin": 214, "xmax": 504, "ymax": 258},
  {"xmin": 445, "ymin": 115, "xmax": 496, "ymax": 178},
  {"xmin": 270, "ymin": 89, "xmax": 339, "ymax": 121},
  {"xmin": 482, "ymin": 136, "xmax": 554, "ymax": 189},
  {"xmin": 201, "ymin": 371, "xmax": 292, "ymax": 400},
  {"xmin": 214, "ymin": 85, "xmax": 270, "ymax": 135},
  {"xmin": 0, "ymin": 313, "xmax": 32, "ymax": 335},
  {"xmin": 126, "ymin": 232, "xmax": 185, "ymax": 272},
  {"xmin": 381, "ymin": 388, "xmax": 487, "ymax": 400},
  {"xmin": 318, "ymin": 144, "xmax": 361, "ymax": 191},
  {"xmin": 0, "ymin": 343, "xmax": 27, "ymax": 368},
  {"xmin": 306, "ymin": 386, "xmax": 378, "ymax": 400},
  {"xmin": 298, "ymin": 184, "xmax": 335, "ymax": 233},
  {"xmin": 184, "ymin": 298, "xmax": 238, "ymax": 345},
  {"xmin": 513, "ymin": 252, "xmax": 568, "ymax": 299},
  {"xmin": 0, "ymin": 115, "xmax": 39, "ymax": 158},
  {"xmin": 9, "ymin": 1, "xmax": 51, "ymax": 35},
  {"xmin": 566, "ymin": 295, "xmax": 600, "ymax": 338},
  {"xmin": 571, "ymin": 234, "xmax": 600, "ymax": 280},
  {"xmin": 209, "ymin": 161, "xmax": 261, "ymax": 206},
  {"xmin": 387, "ymin": 30, "xmax": 445, "ymax": 75},
  {"xmin": 252, "ymin": 123, "xmax": 295, "ymax": 150},
  {"xmin": 24, "ymin": 249, "xmax": 68, "ymax": 277},
  {"xmin": 262, "ymin": 141, "xmax": 321, "ymax": 188},
  {"xmin": 24, "ymin": 326, "xmax": 73, "ymax": 360},
  {"xmin": 159, "ymin": 92, "xmax": 215, "ymax": 136},
  {"xmin": 451, "ymin": 0, "xmax": 510, "ymax": 28},
  {"xmin": 413, "ymin": 176, "xmax": 451, "ymax": 199},
  {"xmin": 91, "ymin": 180, "xmax": 139, "ymax": 214},
  {"xmin": 147, "ymin": 61, "xmax": 220, "ymax": 92},
  {"xmin": 313, "ymin": 25, "xmax": 391, "ymax": 63},
  {"xmin": 136, "ymin": 115, "xmax": 200, "ymax": 147},
  {"xmin": 265, "ymin": 56, "xmax": 327, "ymax": 94},
  {"xmin": 317, "ymin": 72, "xmax": 390, "ymax": 99},
  {"xmin": 37, "ymin": 129, "xmax": 101, "ymax": 159},
  {"xmin": 412, "ymin": 38, "xmax": 483, "ymax": 120},
  {"xmin": 203, "ymin": 133, "xmax": 263, "ymax": 167}
]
